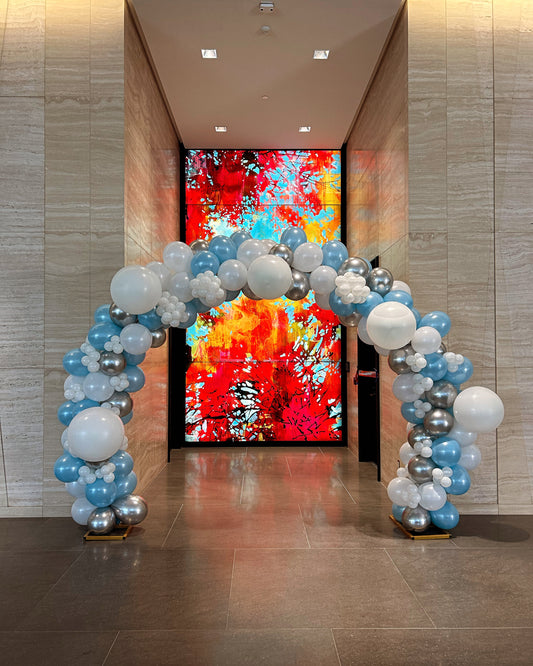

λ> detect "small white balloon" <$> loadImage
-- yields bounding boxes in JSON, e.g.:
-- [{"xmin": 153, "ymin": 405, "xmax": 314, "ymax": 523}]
[
  {"xmin": 217, "ymin": 259, "xmax": 248, "ymax": 291},
  {"xmin": 236, "ymin": 238, "xmax": 267, "ymax": 267},
  {"xmin": 65, "ymin": 481, "xmax": 86, "ymax": 497},
  {"xmin": 71, "ymin": 497, "xmax": 98, "ymax": 525},
  {"xmin": 120, "ymin": 323, "xmax": 153, "ymax": 355},
  {"xmin": 83, "ymin": 371, "xmax": 114, "ymax": 402},
  {"xmin": 367, "ymin": 302, "xmax": 417, "ymax": 350},
  {"xmin": 399, "ymin": 442, "xmax": 417, "ymax": 464},
  {"xmin": 292, "ymin": 242, "xmax": 323, "ymax": 273},
  {"xmin": 411, "ymin": 326, "xmax": 442, "ymax": 355},
  {"xmin": 310, "ymin": 265, "xmax": 338, "ymax": 295},
  {"xmin": 146, "ymin": 261, "xmax": 171, "ymax": 289},
  {"xmin": 453, "ymin": 386, "xmax": 504, "ymax": 433},
  {"xmin": 314, "ymin": 291, "xmax": 331, "ymax": 310},
  {"xmin": 447, "ymin": 424, "xmax": 478, "ymax": 447},
  {"xmin": 459, "ymin": 443, "xmax": 482, "ymax": 470},
  {"xmin": 418, "ymin": 482, "xmax": 447, "ymax": 511},
  {"xmin": 357, "ymin": 317, "xmax": 374, "ymax": 346},
  {"xmin": 163, "ymin": 241, "xmax": 193, "ymax": 273},
  {"xmin": 392, "ymin": 280, "xmax": 411, "ymax": 294},
  {"xmin": 167, "ymin": 271, "xmax": 194, "ymax": 302}
]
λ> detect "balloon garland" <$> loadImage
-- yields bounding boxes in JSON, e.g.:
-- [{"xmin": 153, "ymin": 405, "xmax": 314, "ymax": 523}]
[{"xmin": 56, "ymin": 226, "xmax": 504, "ymax": 534}]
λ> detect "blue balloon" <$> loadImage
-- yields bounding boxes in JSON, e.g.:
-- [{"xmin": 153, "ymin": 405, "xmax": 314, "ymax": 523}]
[
  {"xmin": 430, "ymin": 501, "xmax": 459, "ymax": 530},
  {"xmin": 384, "ymin": 290, "xmax": 414, "ymax": 308},
  {"xmin": 85, "ymin": 479, "xmax": 117, "ymax": 508},
  {"xmin": 137, "ymin": 308, "xmax": 163, "ymax": 331},
  {"xmin": 444, "ymin": 357, "xmax": 474, "ymax": 386},
  {"xmin": 225, "ymin": 289, "xmax": 241, "ymax": 302},
  {"xmin": 125, "ymin": 365, "xmax": 145, "ymax": 392},
  {"xmin": 447, "ymin": 464, "xmax": 471, "ymax": 495},
  {"xmin": 121, "ymin": 411, "xmax": 133, "ymax": 424},
  {"xmin": 431, "ymin": 437, "xmax": 461, "ymax": 467},
  {"xmin": 230, "ymin": 230, "xmax": 252, "ymax": 248},
  {"xmin": 87, "ymin": 321, "xmax": 122, "ymax": 351},
  {"xmin": 392, "ymin": 504, "xmax": 406, "ymax": 522},
  {"xmin": 419, "ymin": 311, "xmax": 451, "ymax": 337},
  {"xmin": 115, "ymin": 471, "xmax": 138, "ymax": 499},
  {"xmin": 410, "ymin": 307, "xmax": 422, "ymax": 326},
  {"xmin": 109, "ymin": 450, "xmax": 134, "ymax": 477},
  {"xmin": 76, "ymin": 398, "xmax": 100, "ymax": 413},
  {"xmin": 401, "ymin": 402, "xmax": 424, "ymax": 424},
  {"xmin": 62, "ymin": 349, "xmax": 89, "ymax": 377},
  {"xmin": 329, "ymin": 292, "xmax": 356, "ymax": 317},
  {"xmin": 123, "ymin": 351, "xmax": 146, "ymax": 366},
  {"xmin": 209, "ymin": 235, "xmax": 237, "ymax": 262},
  {"xmin": 321, "ymin": 240, "xmax": 348, "ymax": 271},
  {"xmin": 179, "ymin": 301, "xmax": 199, "ymax": 328},
  {"xmin": 192, "ymin": 298, "xmax": 210, "ymax": 314},
  {"xmin": 54, "ymin": 453, "xmax": 84, "ymax": 483},
  {"xmin": 57, "ymin": 401, "xmax": 77, "ymax": 426},
  {"xmin": 419, "ymin": 353, "xmax": 448, "ymax": 381},
  {"xmin": 280, "ymin": 226, "xmax": 307, "ymax": 251},
  {"xmin": 190, "ymin": 250, "xmax": 220, "ymax": 277},
  {"xmin": 94, "ymin": 304, "xmax": 112, "ymax": 323},
  {"xmin": 355, "ymin": 291, "xmax": 383, "ymax": 317}
]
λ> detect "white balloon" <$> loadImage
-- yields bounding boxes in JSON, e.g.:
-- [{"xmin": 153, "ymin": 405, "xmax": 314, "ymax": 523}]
[
  {"xmin": 237, "ymin": 239, "xmax": 267, "ymax": 267},
  {"xmin": 71, "ymin": 497, "xmax": 98, "ymax": 525},
  {"xmin": 292, "ymin": 242, "xmax": 323, "ymax": 273},
  {"xmin": 163, "ymin": 241, "xmax": 193, "ymax": 273},
  {"xmin": 310, "ymin": 265, "xmax": 337, "ymax": 295},
  {"xmin": 68, "ymin": 406, "xmax": 124, "ymax": 462},
  {"xmin": 375, "ymin": 344, "xmax": 391, "ymax": 356},
  {"xmin": 399, "ymin": 442, "xmax": 417, "ymax": 464},
  {"xmin": 411, "ymin": 326, "xmax": 442, "ymax": 355},
  {"xmin": 453, "ymin": 386, "xmax": 504, "ymax": 433},
  {"xmin": 120, "ymin": 323, "xmax": 153, "ymax": 355},
  {"xmin": 367, "ymin": 302, "xmax": 417, "ymax": 350},
  {"xmin": 419, "ymin": 482, "xmax": 447, "ymax": 511},
  {"xmin": 357, "ymin": 317, "xmax": 373, "ymax": 345},
  {"xmin": 459, "ymin": 444, "xmax": 482, "ymax": 470},
  {"xmin": 217, "ymin": 259, "xmax": 248, "ymax": 290},
  {"xmin": 83, "ymin": 372, "xmax": 114, "ymax": 402},
  {"xmin": 146, "ymin": 261, "xmax": 171, "ymax": 289},
  {"xmin": 247, "ymin": 255, "xmax": 293, "ymax": 299},
  {"xmin": 447, "ymin": 424, "xmax": 478, "ymax": 446},
  {"xmin": 314, "ymin": 291, "xmax": 331, "ymax": 310},
  {"xmin": 392, "ymin": 280, "xmax": 411, "ymax": 294},
  {"xmin": 387, "ymin": 476, "xmax": 416, "ymax": 505},
  {"xmin": 65, "ymin": 481, "xmax": 86, "ymax": 497},
  {"xmin": 167, "ymin": 271, "xmax": 194, "ymax": 302},
  {"xmin": 392, "ymin": 373, "xmax": 419, "ymax": 403},
  {"xmin": 262, "ymin": 239, "xmax": 277, "ymax": 252},
  {"xmin": 110, "ymin": 265, "xmax": 162, "ymax": 315}
]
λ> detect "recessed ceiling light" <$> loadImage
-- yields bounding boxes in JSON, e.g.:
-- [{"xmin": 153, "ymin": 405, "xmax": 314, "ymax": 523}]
[
  {"xmin": 313, "ymin": 50, "xmax": 329, "ymax": 60},
  {"xmin": 261, "ymin": 95, "xmax": 269, "ymax": 100},
  {"xmin": 214, "ymin": 126, "xmax": 227, "ymax": 132},
  {"xmin": 299, "ymin": 126, "xmax": 311, "ymax": 133},
  {"xmin": 201, "ymin": 49, "xmax": 217, "ymax": 59}
]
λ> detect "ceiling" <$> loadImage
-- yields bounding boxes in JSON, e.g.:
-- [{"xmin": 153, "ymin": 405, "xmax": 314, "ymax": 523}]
[{"xmin": 130, "ymin": 0, "xmax": 403, "ymax": 149}]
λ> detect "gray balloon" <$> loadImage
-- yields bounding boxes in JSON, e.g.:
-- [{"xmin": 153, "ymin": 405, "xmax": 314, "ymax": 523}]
[
  {"xmin": 338, "ymin": 257, "xmax": 370, "ymax": 279},
  {"xmin": 99, "ymin": 351, "xmax": 126, "ymax": 376},
  {"xmin": 436, "ymin": 342, "xmax": 447, "ymax": 355},
  {"xmin": 151, "ymin": 328, "xmax": 167, "ymax": 348},
  {"xmin": 285, "ymin": 269, "xmax": 310, "ymax": 301},
  {"xmin": 388, "ymin": 344, "xmax": 416, "ymax": 375},
  {"xmin": 426, "ymin": 380, "xmax": 458, "ymax": 409},
  {"xmin": 366, "ymin": 267, "xmax": 393, "ymax": 296},
  {"xmin": 338, "ymin": 312, "xmax": 362, "ymax": 328},
  {"xmin": 424, "ymin": 408, "xmax": 454, "ymax": 437},
  {"xmin": 109, "ymin": 303, "xmax": 137, "ymax": 328},
  {"xmin": 269, "ymin": 243, "xmax": 294, "ymax": 265},
  {"xmin": 107, "ymin": 391, "xmax": 133, "ymax": 417},
  {"xmin": 407, "ymin": 423, "xmax": 430, "ymax": 448},
  {"xmin": 190, "ymin": 239, "xmax": 209, "ymax": 253},
  {"xmin": 242, "ymin": 283, "xmax": 262, "ymax": 300},
  {"xmin": 402, "ymin": 506, "xmax": 431, "ymax": 533},
  {"xmin": 87, "ymin": 507, "xmax": 116, "ymax": 534},
  {"xmin": 112, "ymin": 494, "xmax": 148, "ymax": 525},
  {"xmin": 408, "ymin": 454, "xmax": 436, "ymax": 483}
]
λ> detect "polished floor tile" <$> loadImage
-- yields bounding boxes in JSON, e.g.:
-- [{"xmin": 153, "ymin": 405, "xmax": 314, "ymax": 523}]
[
  {"xmin": 0, "ymin": 517, "xmax": 86, "ymax": 551},
  {"xmin": 228, "ymin": 548, "xmax": 432, "ymax": 629},
  {"xmin": 451, "ymin": 514, "xmax": 533, "ymax": 548}
]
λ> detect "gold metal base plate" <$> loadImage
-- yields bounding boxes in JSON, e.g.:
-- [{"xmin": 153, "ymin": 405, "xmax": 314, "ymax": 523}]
[
  {"xmin": 84, "ymin": 524, "xmax": 133, "ymax": 541},
  {"xmin": 389, "ymin": 515, "xmax": 451, "ymax": 540}
]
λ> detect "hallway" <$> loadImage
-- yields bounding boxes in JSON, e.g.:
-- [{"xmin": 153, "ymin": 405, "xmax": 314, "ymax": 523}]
[{"xmin": 2, "ymin": 446, "xmax": 533, "ymax": 664}]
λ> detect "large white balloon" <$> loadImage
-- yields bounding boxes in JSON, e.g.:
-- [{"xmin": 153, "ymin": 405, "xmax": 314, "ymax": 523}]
[
  {"xmin": 83, "ymin": 372, "xmax": 114, "ymax": 402},
  {"xmin": 399, "ymin": 442, "xmax": 417, "ymax": 464},
  {"xmin": 247, "ymin": 255, "xmax": 293, "ymax": 299},
  {"xmin": 120, "ymin": 323, "xmax": 153, "ymax": 355},
  {"xmin": 447, "ymin": 423, "xmax": 478, "ymax": 446},
  {"xmin": 292, "ymin": 242, "xmax": 323, "ymax": 273},
  {"xmin": 366, "ymin": 302, "xmax": 417, "ymax": 350},
  {"xmin": 163, "ymin": 241, "xmax": 193, "ymax": 273},
  {"xmin": 167, "ymin": 271, "xmax": 194, "ymax": 302},
  {"xmin": 68, "ymin": 407, "xmax": 124, "ymax": 462},
  {"xmin": 236, "ymin": 239, "xmax": 267, "ymax": 267},
  {"xmin": 310, "ymin": 265, "xmax": 337, "ymax": 295},
  {"xmin": 459, "ymin": 444, "xmax": 482, "ymax": 470},
  {"xmin": 453, "ymin": 386, "xmax": 504, "ymax": 433},
  {"xmin": 418, "ymin": 482, "xmax": 447, "ymax": 511},
  {"xmin": 392, "ymin": 373, "xmax": 419, "ymax": 403},
  {"xmin": 110, "ymin": 265, "xmax": 162, "ymax": 315},
  {"xmin": 387, "ymin": 476, "xmax": 416, "ymax": 505},
  {"xmin": 411, "ymin": 326, "xmax": 442, "ymax": 355},
  {"xmin": 71, "ymin": 497, "xmax": 98, "ymax": 525},
  {"xmin": 217, "ymin": 259, "xmax": 248, "ymax": 290}
]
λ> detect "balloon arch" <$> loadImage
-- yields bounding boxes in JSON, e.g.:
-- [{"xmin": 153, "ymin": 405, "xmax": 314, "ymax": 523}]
[{"xmin": 55, "ymin": 227, "xmax": 504, "ymax": 534}]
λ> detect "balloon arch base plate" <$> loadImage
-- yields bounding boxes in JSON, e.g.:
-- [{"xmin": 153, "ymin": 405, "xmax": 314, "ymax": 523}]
[
  {"xmin": 389, "ymin": 515, "xmax": 451, "ymax": 540},
  {"xmin": 83, "ymin": 524, "xmax": 133, "ymax": 541}
]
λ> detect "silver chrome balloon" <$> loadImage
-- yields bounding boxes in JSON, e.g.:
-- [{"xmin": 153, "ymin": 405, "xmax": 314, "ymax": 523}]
[
  {"xmin": 338, "ymin": 312, "xmax": 362, "ymax": 328},
  {"xmin": 388, "ymin": 344, "xmax": 416, "ymax": 375},
  {"xmin": 109, "ymin": 303, "xmax": 137, "ymax": 328},
  {"xmin": 87, "ymin": 507, "xmax": 116, "ymax": 534},
  {"xmin": 269, "ymin": 243, "xmax": 294, "ymax": 265},
  {"xmin": 242, "ymin": 283, "xmax": 262, "ymax": 300},
  {"xmin": 151, "ymin": 328, "xmax": 167, "ymax": 348},
  {"xmin": 424, "ymin": 408, "xmax": 454, "ymax": 436},
  {"xmin": 338, "ymin": 256, "xmax": 370, "ymax": 279},
  {"xmin": 408, "ymin": 454, "xmax": 436, "ymax": 483},
  {"xmin": 107, "ymin": 391, "xmax": 133, "ymax": 417},
  {"xmin": 402, "ymin": 506, "xmax": 431, "ymax": 532},
  {"xmin": 366, "ymin": 267, "xmax": 393, "ymax": 296},
  {"xmin": 112, "ymin": 494, "xmax": 148, "ymax": 525},
  {"xmin": 436, "ymin": 342, "xmax": 447, "ymax": 355},
  {"xmin": 190, "ymin": 239, "xmax": 209, "ymax": 253},
  {"xmin": 99, "ymin": 351, "xmax": 126, "ymax": 376},
  {"xmin": 285, "ymin": 269, "xmax": 310, "ymax": 301},
  {"xmin": 407, "ymin": 423, "xmax": 430, "ymax": 448},
  {"xmin": 426, "ymin": 380, "xmax": 458, "ymax": 409}
]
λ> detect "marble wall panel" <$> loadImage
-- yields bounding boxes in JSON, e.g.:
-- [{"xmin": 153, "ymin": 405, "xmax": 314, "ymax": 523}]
[
  {"xmin": 493, "ymin": 0, "xmax": 533, "ymax": 99},
  {"xmin": 407, "ymin": 0, "xmax": 446, "ymax": 99},
  {"xmin": 42, "ymin": 367, "xmax": 68, "ymax": 511},
  {"xmin": 407, "ymin": 232, "xmax": 448, "ymax": 317},
  {"xmin": 90, "ymin": 0, "xmax": 124, "ymax": 100}
]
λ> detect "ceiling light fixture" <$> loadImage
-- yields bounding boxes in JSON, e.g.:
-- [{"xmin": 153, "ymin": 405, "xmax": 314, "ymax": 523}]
[
  {"xmin": 313, "ymin": 50, "xmax": 329, "ymax": 60},
  {"xmin": 201, "ymin": 49, "xmax": 217, "ymax": 59},
  {"xmin": 214, "ymin": 126, "xmax": 227, "ymax": 132},
  {"xmin": 299, "ymin": 126, "xmax": 311, "ymax": 133}
]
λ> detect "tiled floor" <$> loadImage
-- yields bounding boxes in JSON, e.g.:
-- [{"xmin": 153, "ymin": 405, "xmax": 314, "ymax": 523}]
[{"xmin": 2, "ymin": 446, "xmax": 533, "ymax": 664}]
